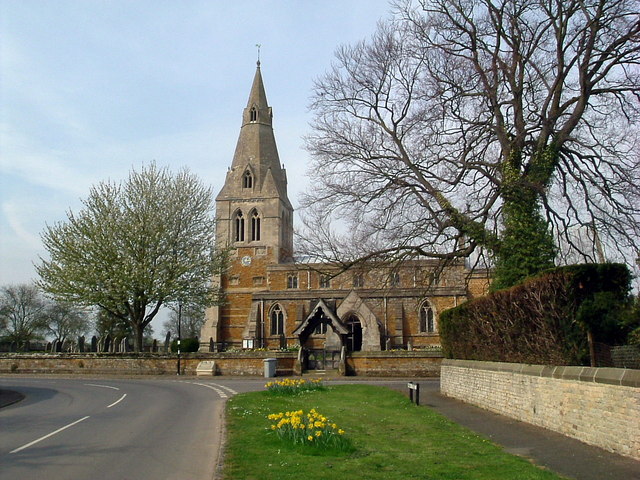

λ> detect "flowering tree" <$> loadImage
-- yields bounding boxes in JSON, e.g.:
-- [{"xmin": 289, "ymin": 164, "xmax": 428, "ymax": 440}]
[{"xmin": 37, "ymin": 163, "xmax": 224, "ymax": 351}]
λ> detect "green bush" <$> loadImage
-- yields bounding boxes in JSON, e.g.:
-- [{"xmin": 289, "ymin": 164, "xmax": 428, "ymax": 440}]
[
  {"xmin": 440, "ymin": 263, "xmax": 633, "ymax": 365},
  {"xmin": 170, "ymin": 337, "xmax": 200, "ymax": 353}
]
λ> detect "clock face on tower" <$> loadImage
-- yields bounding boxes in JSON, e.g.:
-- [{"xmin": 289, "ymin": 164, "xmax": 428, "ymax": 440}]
[{"xmin": 241, "ymin": 255, "xmax": 252, "ymax": 266}]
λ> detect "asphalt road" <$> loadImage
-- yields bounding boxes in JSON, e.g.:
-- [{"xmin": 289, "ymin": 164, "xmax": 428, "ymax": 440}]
[{"xmin": 0, "ymin": 376, "xmax": 265, "ymax": 480}]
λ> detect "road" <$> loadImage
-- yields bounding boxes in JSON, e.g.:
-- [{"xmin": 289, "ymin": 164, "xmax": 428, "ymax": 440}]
[{"xmin": 0, "ymin": 376, "xmax": 266, "ymax": 480}]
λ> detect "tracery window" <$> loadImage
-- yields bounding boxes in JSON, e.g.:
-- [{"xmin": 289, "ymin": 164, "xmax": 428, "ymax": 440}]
[
  {"xmin": 319, "ymin": 275, "xmax": 331, "ymax": 289},
  {"xmin": 250, "ymin": 209, "xmax": 261, "ymax": 241},
  {"xmin": 287, "ymin": 274, "xmax": 298, "ymax": 289},
  {"xmin": 243, "ymin": 170, "xmax": 253, "ymax": 188},
  {"xmin": 234, "ymin": 210, "xmax": 245, "ymax": 242},
  {"xmin": 419, "ymin": 302, "xmax": 436, "ymax": 333},
  {"xmin": 270, "ymin": 304, "xmax": 284, "ymax": 335},
  {"xmin": 314, "ymin": 322, "xmax": 327, "ymax": 334}
]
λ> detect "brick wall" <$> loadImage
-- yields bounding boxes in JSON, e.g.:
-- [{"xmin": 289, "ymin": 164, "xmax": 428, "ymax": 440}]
[{"xmin": 441, "ymin": 359, "xmax": 640, "ymax": 461}]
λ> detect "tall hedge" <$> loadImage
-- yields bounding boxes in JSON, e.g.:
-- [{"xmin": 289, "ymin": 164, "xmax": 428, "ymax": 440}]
[{"xmin": 439, "ymin": 264, "xmax": 632, "ymax": 365}]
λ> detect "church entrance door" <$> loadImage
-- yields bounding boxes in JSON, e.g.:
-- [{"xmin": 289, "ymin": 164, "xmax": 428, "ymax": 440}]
[{"xmin": 345, "ymin": 315, "xmax": 362, "ymax": 352}]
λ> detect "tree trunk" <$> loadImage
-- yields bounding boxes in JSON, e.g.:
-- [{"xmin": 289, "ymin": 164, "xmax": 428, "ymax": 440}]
[
  {"xmin": 492, "ymin": 150, "xmax": 556, "ymax": 290},
  {"xmin": 133, "ymin": 322, "xmax": 144, "ymax": 353}
]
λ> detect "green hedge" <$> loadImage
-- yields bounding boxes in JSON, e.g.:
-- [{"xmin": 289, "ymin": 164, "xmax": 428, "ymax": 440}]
[
  {"xmin": 170, "ymin": 337, "xmax": 200, "ymax": 353},
  {"xmin": 440, "ymin": 264, "xmax": 633, "ymax": 365}
]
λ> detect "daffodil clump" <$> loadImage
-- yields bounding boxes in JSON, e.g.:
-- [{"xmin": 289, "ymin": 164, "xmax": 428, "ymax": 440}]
[
  {"xmin": 267, "ymin": 408, "xmax": 351, "ymax": 451},
  {"xmin": 265, "ymin": 378, "xmax": 325, "ymax": 395}
]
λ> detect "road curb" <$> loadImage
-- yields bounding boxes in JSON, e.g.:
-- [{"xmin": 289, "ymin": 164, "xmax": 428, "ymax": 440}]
[{"xmin": 0, "ymin": 389, "xmax": 25, "ymax": 408}]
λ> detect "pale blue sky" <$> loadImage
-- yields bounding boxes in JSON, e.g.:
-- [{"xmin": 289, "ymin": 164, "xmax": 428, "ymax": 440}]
[{"xmin": 0, "ymin": 0, "xmax": 394, "ymax": 288}]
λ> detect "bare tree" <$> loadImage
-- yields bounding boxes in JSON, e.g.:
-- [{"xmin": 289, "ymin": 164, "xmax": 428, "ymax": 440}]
[
  {"xmin": 0, "ymin": 284, "xmax": 48, "ymax": 348},
  {"xmin": 301, "ymin": 0, "xmax": 640, "ymax": 289},
  {"xmin": 162, "ymin": 304, "xmax": 206, "ymax": 339},
  {"xmin": 45, "ymin": 301, "xmax": 90, "ymax": 345},
  {"xmin": 37, "ymin": 163, "xmax": 225, "ymax": 351}
]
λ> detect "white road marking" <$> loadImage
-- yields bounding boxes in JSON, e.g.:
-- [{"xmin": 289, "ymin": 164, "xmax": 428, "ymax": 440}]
[
  {"xmin": 9, "ymin": 416, "xmax": 91, "ymax": 454},
  {"xmin": 190, "ymin": 382, "xmax": 229, "ymax": 398},
  {"xmin": 209, "ymin": 383, "xmax": 238, "ymax": 395},
  {"xmin": 84, "ymin": 383, "xmax": 120, "ymax": 390},
  {"xmin": 107, "ymin": 393, "xmax": 127, "ymax": 408}
]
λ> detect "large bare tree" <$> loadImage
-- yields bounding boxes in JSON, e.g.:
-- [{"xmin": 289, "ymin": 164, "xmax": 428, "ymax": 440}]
[
  {"xmin": 301, "ymin": 0, "xmax": 640, "ymax": 289},
  {"xmin": 37, "ymin": 163, "xmax": 224, "ymax": 351},
  {"xmin": 0, "ymin": 284, "xmax": 48, "ymax": 348}
]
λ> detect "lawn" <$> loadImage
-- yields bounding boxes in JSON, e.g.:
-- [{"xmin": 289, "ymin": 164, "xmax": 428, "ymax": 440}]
[{"xmin": 222, "ymin": 384, "xmax": 565, "ymax": 480}]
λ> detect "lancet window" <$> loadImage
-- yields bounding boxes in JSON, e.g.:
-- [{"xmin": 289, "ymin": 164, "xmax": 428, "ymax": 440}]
[{"xmin": 234, "ymin": 210, "xmax": 245, "ymax": 242}]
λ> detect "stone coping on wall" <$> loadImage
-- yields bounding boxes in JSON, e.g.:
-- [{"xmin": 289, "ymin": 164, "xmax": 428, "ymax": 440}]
[
  {"xmin": 350, "ymin": 350, "xmax": 443, "ymax": 358},
  {"xmin": 0, "ymin": 351, "xmax": 297, "ymax": 359},
  {"xmin": 442, "ymin": 358, "xmax": 640, "ymax": 388}
]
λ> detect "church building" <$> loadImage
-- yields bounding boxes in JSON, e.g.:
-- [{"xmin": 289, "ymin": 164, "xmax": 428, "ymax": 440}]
[{"xmin": 199, "ymin": 63, "xmax": 489, "ymax": 369}]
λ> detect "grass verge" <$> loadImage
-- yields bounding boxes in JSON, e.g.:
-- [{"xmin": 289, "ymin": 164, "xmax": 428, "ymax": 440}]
[{"xmin": 223, "ymin": 384, "xmax": 565, "ymax": 480}]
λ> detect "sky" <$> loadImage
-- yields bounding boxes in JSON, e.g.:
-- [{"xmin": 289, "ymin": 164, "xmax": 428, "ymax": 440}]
[{"xmin": 0, "ymin": 0, "xmax": 395, "ymax": 291}]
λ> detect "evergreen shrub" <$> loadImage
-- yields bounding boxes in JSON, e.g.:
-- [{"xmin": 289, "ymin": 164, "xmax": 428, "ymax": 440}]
[
  {"xmin": 170, "ymin": 337, "xmax": 200, "ymax": 353},
  {"xmin": 440, "ymin": 263, "xmax": 632, "ymax": 365}
]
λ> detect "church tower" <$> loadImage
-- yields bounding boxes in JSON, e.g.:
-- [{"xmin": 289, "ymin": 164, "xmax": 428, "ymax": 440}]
[
  {"xmin": 200, "ymin": 62, "xmax": 294, "ymax": 350},
  {"xmin": 215, "ymin": 61, "xmax": 294, "ymax": 261}
]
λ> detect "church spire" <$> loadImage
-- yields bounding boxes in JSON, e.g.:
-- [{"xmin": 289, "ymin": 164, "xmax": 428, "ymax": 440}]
[
  {"xmin": 217, "ymin": 63, "xmax": 291, "ymax": 210},
  {"xmin": 244, "ymin": 62, "xmax": 270, "ymax": 125}
]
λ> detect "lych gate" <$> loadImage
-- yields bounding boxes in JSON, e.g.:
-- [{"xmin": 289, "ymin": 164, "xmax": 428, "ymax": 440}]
[{"xmin": 292, "ymin": 299, "xmax": 349, "ymax": 371}]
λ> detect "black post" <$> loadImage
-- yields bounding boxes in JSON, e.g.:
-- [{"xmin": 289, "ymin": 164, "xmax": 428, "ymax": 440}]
[
  {"xmin": 177, "ymin": 302, "xmax": 182, "ymax": 375},
  {"xmin": 408, "ymin": 382, "xmax": 420, "ymax": 406}
]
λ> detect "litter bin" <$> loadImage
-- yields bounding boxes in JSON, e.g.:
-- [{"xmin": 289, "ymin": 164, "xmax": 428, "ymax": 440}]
[{"xmin": 264, "ymin": 358, "xmax": 277, "ymax": 378}]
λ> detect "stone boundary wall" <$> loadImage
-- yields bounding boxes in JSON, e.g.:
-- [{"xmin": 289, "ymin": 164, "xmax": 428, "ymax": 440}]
[
  {"xmin": 0, "ymin": 352, "xmax": 297, "ymax": 376},
  {"xmin": 441, "ymin": 359, "xmax": 640, "ymax": 461},
  {"xmin": 348, "ymin": 351, "xmax": 442, "ymax": 377},
  {"xmin": 0, "ymin": 351, "xmax": 443, "ymax": 377}
]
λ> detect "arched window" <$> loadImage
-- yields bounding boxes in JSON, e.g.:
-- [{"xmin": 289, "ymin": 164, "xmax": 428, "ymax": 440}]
[
  {"xmin": 234, "ymin": 210, "xmax": 245, "ymax": 242},
  {"xmin": 353, "ymin": 273, "xmax": 364, "ymax": 288},
  {"xmin": 319, "ymin": 274, "xmax": 331, "ymax": 289},
  {"xmin": 270, "ymin": 304, "xmax": 284, "ymax": 336},
  {"xmin": 419, "ymin": 302, "xmax": 436, "ymax": 333},
  {"xmin": 242, "ymin": 170, "xmax": 253, "ymax": 188},
  {"xmin": 390, "ymin": 272, "xmax": 401, "ymax": 287},
  {"xmin": 250, "ymin": 209, "xmax": 261, "ymax": 241},
  {"xmin": 287, "ymin": 274, "xmax": 298, "ymax": 289},
  {"xmin": 249, "ymin": 106, "xmax": 257, "ymax": 122}
]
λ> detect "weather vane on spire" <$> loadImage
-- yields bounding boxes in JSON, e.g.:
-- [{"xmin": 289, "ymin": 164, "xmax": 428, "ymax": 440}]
[{"xmin": 256, "ymin": 43, "xmax": 261, "ymax": 66}]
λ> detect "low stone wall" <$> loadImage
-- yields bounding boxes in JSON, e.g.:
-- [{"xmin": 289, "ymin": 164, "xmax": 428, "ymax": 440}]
[
  {"xmin": 441, "ymin": 359, "xmax": 640, "ymax": 461},
  {"xmin": 347, "ymin": 351, "xmax": 442, "ymax": 377},
  {"xmin": 0, "ymin": 350, "xmax": 443, "ymax": 377},
  {"xmin": 0, "ymin": 352, "xmax": 297, "ymax": 376}
]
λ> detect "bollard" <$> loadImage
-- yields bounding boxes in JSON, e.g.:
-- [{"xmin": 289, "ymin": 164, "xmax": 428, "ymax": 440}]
[{"xmin": 407, "ymin": 382, "xmax": 420, "ymax": 406}]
